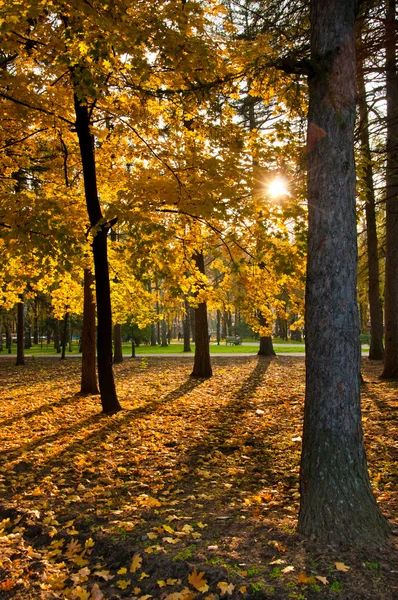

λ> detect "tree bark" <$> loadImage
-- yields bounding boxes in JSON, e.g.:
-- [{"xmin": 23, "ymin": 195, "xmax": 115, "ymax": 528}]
[
  {"xmin": 16, "ymin": 299, "xmax": 24, "ymax": 366},
  {"xmin": 216, "ymin": 309, "xmax": 221, "ymax": 345},
  {"xmin": 357, "ymin": 58, "xmax": 384, "ymax": 360},
  {"xmin": 381, "ymin": 0, "xmax": 398, "ymax": 378},
  {"xmin": 161, "ymin": 319, "xmax": 168, "ymax": 346},
  {"xmin": 191, "ymin": 252, "xmax": 212, "ymax": 378},
  {"xmin": 61, "ymin": 312, "xmax": 68, "ymax": 360},
  {"xmin": 74, "ymin": 94, "xmax": 121, "ymax": 412},
  {"xmin": 113, "ymin": 323, "xmax": 123, "ymax": 364},
  {"xmin": 298, "ymin": 0, "xmax": 389, "ymax": 545},
  {"xmin": 33, "ymin": 298, "xmax": 39, "ymax": 345},
  {"xmin": 80, "ymin": 268, "xmax": 99, "ymax": 395},
  {"xmin": 183, "ymin": 298, "xmax": 192, "ymax": 352}
]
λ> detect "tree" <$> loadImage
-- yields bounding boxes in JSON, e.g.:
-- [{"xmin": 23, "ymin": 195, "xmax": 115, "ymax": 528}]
[
  {"xmin": 298, "ymin": 0, "xmax": 389, "ymax": 544},
  {"xmin": 191, "ymin": 251, "xmax": 212, "ymax": 378},
  {"xmin": 381, "ymin": 0, "xmax": 398, "ymax": 378}
]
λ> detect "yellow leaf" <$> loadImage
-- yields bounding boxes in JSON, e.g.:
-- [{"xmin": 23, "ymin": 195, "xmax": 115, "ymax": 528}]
[
  {"xmin": 281, "ymin": 565, "xmax": 295, "ymax": 573},
  {"xmin": 197, "ymin": 522, "xmax": 207, "ymax": 529},
  {"xmin": 163, "ymin": 524, "xmax": 174, "ymax": 534},
  {"xmin": 316, "ymin": 576, "xmax": 329, "ymax": 585},
  {"xmin": 94, "ymin": 570, "xmax": 113, "ymax": 581},
  {"xmin": 188, "ymin": 569, "xmax": 209, "ymax": 592},
  {"xmin": 74, "ymin": 586, "xmax": 90, "ymax": 600},
  {"xmin": 139, "ymin": 572, "xmax": 150, "ymax": 580},
  {"xmin": 138, "ymin": 596, "xmax": 152, "ymax": 600},
  {"xmin": 117, "ymin": 567, "xmax": 127, "ymax": 575},
  {"xmin": 335, "ymin": 562, "xmax": 350, "ymax": 572},
  {"xmin": 85, "ymin": 538, "xmax": 95, "ymax": 549},
  {"xmin": 217, "ymin": 582, "xmax": 235, "ymax": 595},
  {"xmin": 130, "ymin": 553, "xmax": 143, "ymax": 573},
  {"xmin": 298, "ymin": 572, "xmax": 316, "ymax": 585},
  {"xmin": 239, "ymin": 586, "xmax": 247, "ymax": 594},
  {"xmin": 133, "ymin": 588, "xmax": 141, "ymax": 594},
  {"xmin": 117, "ymin": 579, "xmax": 131, "ymax": 590},
  {"xmin": 191, "ymin": 532, "xmax": 201, "ymax": 539},
  {"xmin": 158, "ymin": 580, "xmax": 166, "ymax": 587},
  {"xmin": 147, "ymin": 532, "xmax": 158, "ymax": 540}
]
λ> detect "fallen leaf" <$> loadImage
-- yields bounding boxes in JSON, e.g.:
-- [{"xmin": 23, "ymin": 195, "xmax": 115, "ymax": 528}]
[
  {"xmin": 217, "ymin": 582, "xmax": 235, "ymax": 595},
  {"xmin": 91, "ymin": 583, "xmax": 104, "ymax": 600},
  {"xmin": 130, "ymin": 553, "xmax": 143, "ymax": 573},
  {"xmin": 316, "ymin": 576, "xmax": 329, "ymax": 585},
  {"xmin": 117, "ymin": 579, "xmax": 131, "ymax": 590},
  {"xmin": 298, "ymin": 572, "xmax": 316, "ymax": 585},
  {"xmin": 188, "ymin": 569, "xmax": 209, "ymax": 592},
  {"xmin": 335, "ymin": 562, "xmax": 350, "ymax": 572}
]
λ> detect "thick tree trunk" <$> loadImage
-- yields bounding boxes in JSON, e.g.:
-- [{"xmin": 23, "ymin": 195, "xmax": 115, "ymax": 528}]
[
  {"xmin": 16, "ymin": 299, "xmax": 24, "ymax": 366},
  {"xmin": 74, "ymin": 94, "xmax": 121, "ymax": 412},
  {"xmin": 113, "ymin": 323, "xmax": 123, "ymax": 364},
  {"xmin": 183, "ymin": 299, "xmax": 192, "ymax": 352},
  {"xmin": 381, "ymin": 0, "xmax": 398, "ymax": 378},
  {"xmin": 298, "ymin": 0, "xmax": 389, "ymax": 545},
  {"xmin": 80, "ymin": 268, "xmax": 99, "ymax": 395},
  {"xmin": 191, "ymin": 252, "xmax": 212, "ymax": 378},
  {"xmin": 357, "ymin": 59, "xmax": 384, "ymax": 360}
]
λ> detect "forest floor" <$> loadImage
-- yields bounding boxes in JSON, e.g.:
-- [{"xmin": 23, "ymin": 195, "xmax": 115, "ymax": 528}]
[{"xmin": 0, "ymin": 356, "xmax": 396, "ymax": 600}]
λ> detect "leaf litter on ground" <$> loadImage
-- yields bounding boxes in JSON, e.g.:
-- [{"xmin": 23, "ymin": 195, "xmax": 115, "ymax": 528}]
[{"xmin": 0, "ymin": 356, "xmax": 396, "ymax": 599}]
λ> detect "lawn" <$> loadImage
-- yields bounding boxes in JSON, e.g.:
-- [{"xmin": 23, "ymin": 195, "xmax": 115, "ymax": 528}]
[
  {"xmin": 0, "ymin": 356, "xmax": 396, "ymax": 599},
  {"xmin": 0, "ymin": 340, "xmax": 306, "ymax": 356}
]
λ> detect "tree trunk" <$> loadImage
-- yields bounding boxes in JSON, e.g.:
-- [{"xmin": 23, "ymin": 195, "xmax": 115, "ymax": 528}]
[
  {"xmin": 80, "ymin": 268, "xmax": 99, "ymax": 395},
  {"xmin": 298, "ymin": 0, "xmax": 389, "ymax": 545},
  {"xmin": 258, "ymin": 312, "xmax": 276, "ymax": 357},
  {"xmin": 357, "ymin": 58, "xmax": 384, "ymax": 360},
  {"xmin": 61, "ymin": 312, "xmax": 68, "ymax": 360},
  {"xmin": 161, "ymin": 319, "xmax": 168, "ymax": 346},
  {"xmin": 183, "ymin": 299, "xmax": 191, "ymax": 352},
  {"xmin": 6, "ymin": 320, "xmax": 12, "ymax": 353},
  {"xmin": 190, "ymin": 306, "xmax": 196, "ymax": 342},
  {"xmin": 33, "ymin": 298, "xmax": 39, "ymax": 345},
  {"xmin": 54, "ymin": 321, "xmax": 61, "ymax": 353},
  {"xmin": 113, "ymin": 323, "xmax": 123, "ymax": 364},
  {"xmin": 191, "ymin": 252, "xmax": 212, "ymax": 378},
  {"xmin": 16, "ymin": 299, "xmax": 24, "ymax": 366},
  {"xmin": 216, "ymin": 309, "xmax": 221, "ymax": 345},
  {"xmin": 221, "ymin": 308, "xmax": 227, "ymax": 339},
  {"xmin": 381, "ymin": 0, "xmax": 398, "ymax": 378},
  {"xmin": 74, "ymin": 94, "xmax": 121, "ymax": 413}
]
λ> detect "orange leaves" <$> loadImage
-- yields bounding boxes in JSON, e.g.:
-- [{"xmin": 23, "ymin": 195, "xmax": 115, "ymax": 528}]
[
  {"xmin": 188, "ymin": 569, "xmax": 209, "ymax": 592},
  {"xmin": 335, "ymin": 562, "xmax": 350, "ymax": 572},
  {"xmin": 130, "ymin": 553, "xmax": 143, "ymax": 573}
]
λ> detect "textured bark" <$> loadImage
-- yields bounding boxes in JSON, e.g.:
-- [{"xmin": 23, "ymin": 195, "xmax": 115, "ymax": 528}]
[
  {"xmin": 381, "ymin": 0, "xmax": 398, "ymax": 378},
  {"xmin": 183, "ymin": 299, "xmax": 191, "ymax": 352},
  {"xmin": 15, "ymin": 299, "xmax": 24, "ymax": 366},
  {"xmin": 80, "ymin": 269, "xmax": 98, "ymax": 394},
  {"xmin": 74, "ymin": 94, "xmax": 121, "ymax": 412},
  {"xmin": 298, "ymin": 0, "xmax": 389, "ymax": 545},
  {"xmin": 161, "ymin": 319, "xmax": 168, "ymax": 347},
  {"xmin": 191, "ymin": 252, "xmax": 212, "ymax": 378},
  {"xmin": 113, "ymin": 323, "xmax": 123, "ymax": 364},
  {"xmin": 357, "ymin": 60, "xmax": 384, "ymax": 360}
]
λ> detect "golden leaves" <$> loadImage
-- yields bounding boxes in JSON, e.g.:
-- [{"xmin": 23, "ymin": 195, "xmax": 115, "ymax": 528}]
[
  {"xmin": 130, "ymin": 553, "xmax": 143, "ymax": 573},
  {"xmin": 188, "ymin": 569, "xmax": 208, "ymax": 592}
]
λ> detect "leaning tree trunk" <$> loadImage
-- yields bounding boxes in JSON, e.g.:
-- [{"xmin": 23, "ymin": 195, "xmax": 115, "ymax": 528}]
[
  {"xmin": 16, "ymin": 298, "xmax": 24, "ymax": 366},
  {"xmin": 381, "ymin": 0, "xmax": 398, "ymax": 378},
  {"xmin": 74, "ymin": 93, "xmax": 121, "ymax": 412},
  {"xmin": 80, "ymin": 268, "xmax": 99, "ymax": 395},
  {"xmin": 298, "ymin": 0, "xmax": 389, "ymax": 545},
  {"xmin": 357, "ymin": 58, "xmax": 384, "ymax": 360},
  {"xmin": 113, "ymin": 323, "xmax": 123, "ymax": 364},
  {"xmin": 191, "ymin": 252, "xmax": 212, "ymax": 378}
]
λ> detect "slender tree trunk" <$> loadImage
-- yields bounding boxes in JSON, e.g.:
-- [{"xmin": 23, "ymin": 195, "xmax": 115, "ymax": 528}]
[
  {"xmin": 16, "ymin": 299, "xmax": 24, "ymax": 366},
  {"xmin": 221, "ymin": 308, "xmax": 227, "ymax": 339},
  {"xmin": 191, "ymin": 252, "xmax": 212, "ymax": 378},
  {"xmin": 381, "ymin": 0, "xmax": 398, "ymax": 378},
  {"xmin": 68, "ymin": 318, "xmax": 73, "ymax": 352},
  {"xmin": 357, "ymin": 59, "xmax": 384, "ymax": 360},
  {"xmin": 298, "ymin": 0, "xmax": 389, "ymax": 545},
  {"xmin": 54, "ymin": 321, "xmax": 61, "ymax": 353},
  {"xmin": 183, "ymin": 299, "xmax": 191, "ymax": 352},
  {"xmin": 61, "ymin": 312, "xmax": 68, "ymax": 360},
  {"xmin": 74, "ymin": 93, "xmax": 121, "ymax": 412},
  {"xmin": 6, "ymin": 320, "xmax": 11, "ymax": 354},
  {"xmin": 190, "ymin": 307, "xmax": 196, "ymax": 342},
  {"xmin": 161, "ymin": 319, "xmax": 168, "ymax": 346},
  {"xmin": 33, "ymin": 298, "xmax": 39, "ymax": 345},
  {"xmin": 216, "ymin": 309, "xmax": 221, "ymax": 345},
  {"xmin": 80, "ymin": 268, "xmax": 99, "ymax": 395},
  {"xmin": 113, "ymin": 323, "xmax": 123, "ymax": 364}
]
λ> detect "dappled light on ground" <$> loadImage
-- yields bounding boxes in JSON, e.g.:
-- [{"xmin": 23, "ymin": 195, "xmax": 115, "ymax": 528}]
[{"xmin": 0, "ymin": 357, "xmax": 396, "ymax": 599}]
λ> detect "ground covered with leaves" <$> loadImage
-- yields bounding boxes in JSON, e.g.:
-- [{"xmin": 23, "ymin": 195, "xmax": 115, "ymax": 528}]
[{"xmin": 0, "ymin": 356, "xmax": 396, "ymax": 600}]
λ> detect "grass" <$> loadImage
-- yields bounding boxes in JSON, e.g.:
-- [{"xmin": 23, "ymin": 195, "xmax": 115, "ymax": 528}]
[{"xmin": 0, "ymin": 340, "xmax": 306, "ymax": 355}]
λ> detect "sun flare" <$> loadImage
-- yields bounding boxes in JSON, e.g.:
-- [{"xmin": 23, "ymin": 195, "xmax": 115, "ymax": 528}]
[{"xmin": 268, "ymin": 177, "xmax": 289, "ymax": 198}]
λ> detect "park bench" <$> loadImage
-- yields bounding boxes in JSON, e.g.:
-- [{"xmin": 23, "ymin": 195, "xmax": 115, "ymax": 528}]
[{"xmin": 226, "ymin": 336, "xmax": 241, "ymax": 345}]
